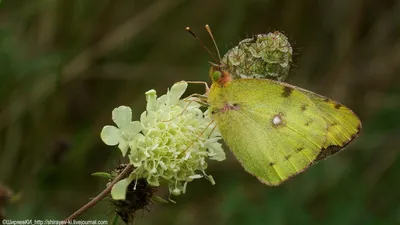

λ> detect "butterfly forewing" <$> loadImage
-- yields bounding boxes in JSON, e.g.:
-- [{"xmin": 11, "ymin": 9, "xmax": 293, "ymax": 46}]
[{"xmin": 298, "ymin": 89, "xmax": 361, "ymax": 160}]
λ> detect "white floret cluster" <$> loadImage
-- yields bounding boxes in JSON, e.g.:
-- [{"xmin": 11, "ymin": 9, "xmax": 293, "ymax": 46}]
[{"xmin": 100, "ymin": 82, "xmax": 225, "ymax": 199}]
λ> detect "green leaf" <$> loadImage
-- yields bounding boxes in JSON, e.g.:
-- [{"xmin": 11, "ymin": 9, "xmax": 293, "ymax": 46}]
[{"xmin": 91, "ymin": 172, "xmax": 112, "ymax": 179}]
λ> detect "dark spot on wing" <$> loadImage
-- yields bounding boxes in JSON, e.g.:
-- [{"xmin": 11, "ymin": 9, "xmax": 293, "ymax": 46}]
[
  {"xmin": 305, "ymin": 120, "xmax": 313, "ymax": 126},
  {"xmin": 282, "ymin": 86, "xmax": 293, "ymax": 98},
  {"xmin": 314, "ymin": 123, "xmax": 361, "ymax": 162},
  {"xmin": 334, "ymin": 103, "xmax": 342, "ymax": 109},
  {"xmin": 269, "ymin": 162, "xmax": 276, "ymax": 167},
  {"xmin": 296, "ymin": 147, "xmax": 305, "ymax": 152},
  {"xmin": 285, "ymin": 155, "xmax": 292, "ymax": 160},
  {"xmin": 301, "ymin": 104, "xmax": 308, "ymax": 111},
  {"xmin": 315, "ymin": 145, "xmax": 342, "ymax": 161}
]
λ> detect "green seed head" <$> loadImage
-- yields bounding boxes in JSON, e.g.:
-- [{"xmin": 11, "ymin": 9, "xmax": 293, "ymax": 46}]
[{"xmin": 221, "ymin": 31, "xmax": 293, "ymax": 82}]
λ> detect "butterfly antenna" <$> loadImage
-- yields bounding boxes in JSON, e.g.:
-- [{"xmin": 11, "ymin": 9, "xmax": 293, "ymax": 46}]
[
  {"xmin": 186, "ymin": 26, "xmax": 219, "ymax": 63},
  {"xmin": 205, "ymin": 24, "xmax": 221, "ymax": 62}
]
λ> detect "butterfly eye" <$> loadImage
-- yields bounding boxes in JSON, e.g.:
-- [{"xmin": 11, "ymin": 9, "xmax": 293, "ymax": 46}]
[{"xmin": 212, "ymin": 70, "xmax": 222, "ymax": 82}]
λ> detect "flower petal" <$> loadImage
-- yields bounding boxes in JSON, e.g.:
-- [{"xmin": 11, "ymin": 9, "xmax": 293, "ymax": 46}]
[
  {"xmin": 157, "ymin": 94, "xmax": 167, "ymax": 106},
  {"xmin": 206, "ymin": 141, "xmax": 226, "ymax": 161},
  {"xmin": 100, "ymin": 125, "xmax": 120, "ymax": 146},
  {"xmin": 167, "ymin": 82, "xmax": 187, "ymax": 105},
  {"xmin": 129, "ymin": 153, "xmax": 143, "ymax": 168},
  {"xmin": 112, "ymin": 106, "xmax": 132, "ymax": 128},
  {"xmin": 129, "ymin": 133, "xmax": 144, "ymax": 151},
  {"xmin": 118, "ymin": 140, "xmax": 129, "ymax": 157},
  {"xmin": 121, "ymin": 121, "xmax": 143, "ymax": 138},
  {"xmin": 207, "ymin": 175, "xmax": 216, "ymax": 185},
  {"xmin": 111, "ymin": 175, "xmax": 135, "ymax": 200},
  {"xmin": 147, "ymin": 175, "xmax": 160, "ymax": 186},
  {"xmin": 145, "ymin": 89, "xmax": 157, "ymax": 111}
]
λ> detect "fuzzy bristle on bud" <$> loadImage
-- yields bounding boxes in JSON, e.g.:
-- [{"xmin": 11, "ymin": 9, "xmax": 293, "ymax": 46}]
[{"xmin": 221, "ymin": 31, "xmax": 293, "ymax": 81}]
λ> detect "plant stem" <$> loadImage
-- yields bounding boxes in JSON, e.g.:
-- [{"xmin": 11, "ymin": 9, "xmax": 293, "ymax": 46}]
[{"xmin": 63, "ymin": 164, "xmax": 133, "ymax": 222}]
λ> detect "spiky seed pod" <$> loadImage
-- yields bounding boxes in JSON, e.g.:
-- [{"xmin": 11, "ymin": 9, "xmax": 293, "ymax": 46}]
[{"xmin": 110, "ymin": 165, "xmax": 155, "ymax": 224}]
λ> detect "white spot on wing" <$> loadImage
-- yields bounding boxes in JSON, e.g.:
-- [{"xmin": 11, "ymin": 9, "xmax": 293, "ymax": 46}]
[{"xmin": 273, "ymin": 115, "xmax": 282, "ymax": 125}]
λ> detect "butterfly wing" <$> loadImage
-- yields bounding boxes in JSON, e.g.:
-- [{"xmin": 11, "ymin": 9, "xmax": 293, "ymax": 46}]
[
  {"xmin": 298, "ymin": 88, "xmax": 361, "ymax": 160},
  {"xmin": 208, "ymin": 79, "xmax": 361, "ymax": 185}
]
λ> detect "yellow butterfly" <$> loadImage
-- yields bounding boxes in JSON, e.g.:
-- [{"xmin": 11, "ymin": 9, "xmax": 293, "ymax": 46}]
[{"xmin": 188, "ymin": 25, "xmax": 361, "ymax": 185}]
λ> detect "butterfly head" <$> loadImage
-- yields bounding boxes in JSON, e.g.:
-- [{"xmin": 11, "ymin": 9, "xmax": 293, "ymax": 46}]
[
  {"xmin": 185, "ymin": 25, "xmax": 232, "ymax": 86},
  {"xmin": 209, "ymin": 65, "xmax": 232, "ymax": 86}
]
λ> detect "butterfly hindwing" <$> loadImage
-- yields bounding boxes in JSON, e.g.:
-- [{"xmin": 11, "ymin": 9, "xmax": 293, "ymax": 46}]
[{"xmin": 208, "ymin": 78, "xmax": 361, "ymax": 185}]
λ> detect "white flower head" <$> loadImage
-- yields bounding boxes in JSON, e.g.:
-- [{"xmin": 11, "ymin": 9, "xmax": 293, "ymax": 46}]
[{"xmin": 101, "ymin": 82, "xmax": 226, "ymax": 200}]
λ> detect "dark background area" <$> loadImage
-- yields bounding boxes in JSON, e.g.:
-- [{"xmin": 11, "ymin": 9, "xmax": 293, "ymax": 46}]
[{"xmin": 0, "ymin": 0, "xmax": 399, "ymax": 224}]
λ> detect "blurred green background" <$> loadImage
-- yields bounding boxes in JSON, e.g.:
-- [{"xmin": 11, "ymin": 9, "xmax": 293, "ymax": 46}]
[{"xmin": 1, "ymin": 0, "xmax": 400, "ymax": 224}]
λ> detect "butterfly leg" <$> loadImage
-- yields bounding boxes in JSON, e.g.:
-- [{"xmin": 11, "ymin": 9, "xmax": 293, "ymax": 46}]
[
  {"xmin": 161, "ymin": 100, "xmax": 196, "ymax": 122},
  {"xmin": 184, "ymin": 120, "xmax": 215, "ymax": 151},
  {"xmin": 207, "ymin": 121, "xmax": 217, "ymax": 139},
  {"xmin": 185, "ymin": 81, "xmax": 210, "ymax": 94},
  {"xmin": 161, "ymin": 96, "xmax": 208, "ymax": 122},
  {"xmin": 184, "ymin": 93, "xmax": 208, "ymax": 105}
]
